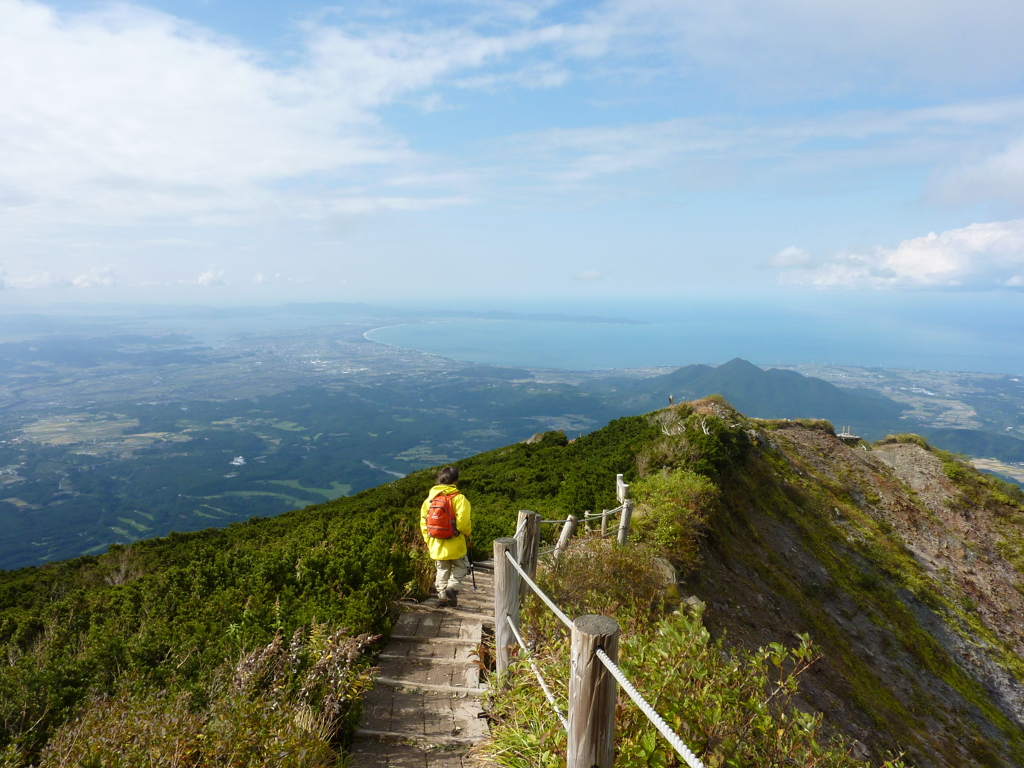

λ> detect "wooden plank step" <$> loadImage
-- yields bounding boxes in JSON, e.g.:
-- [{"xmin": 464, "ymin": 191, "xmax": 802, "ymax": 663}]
[
  {"xmin": 355, "ymin": 728, "xmax": 477, "ymax": 747},
  {"xmin": 375, "ymin": 677, "xmax": 485, "ymax": 696},
  {"xmin": 398, "ymin": 603, "xmax": 494, "ymax": 623},
  {"xmin": 377, "ymin": 653, "xmax": 480, "ymax": 667},
  {"xmin": 390, "ymin": 635, "xmax": 480, "ymax": 646}
]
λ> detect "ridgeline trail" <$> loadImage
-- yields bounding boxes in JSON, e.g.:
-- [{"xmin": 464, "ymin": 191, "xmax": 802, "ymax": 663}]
[{"xmin": 352, "ymin": 562, "xmax": 495, "ymax": 767}]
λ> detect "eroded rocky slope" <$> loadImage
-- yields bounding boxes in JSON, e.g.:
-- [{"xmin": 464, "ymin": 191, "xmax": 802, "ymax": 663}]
[{"xmin": 686, "ymin": 414, "xmax": 1024, "ymax": 768}]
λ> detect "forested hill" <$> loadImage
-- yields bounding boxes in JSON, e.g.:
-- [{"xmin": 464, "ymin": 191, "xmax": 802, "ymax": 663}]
[
  {"xmin": 2, "ymin": 401, "xmax": 1024, "ymax": 767},
  {"xmin": 624, "ymin": 357, "xmax": 906, "ymax": 438}
]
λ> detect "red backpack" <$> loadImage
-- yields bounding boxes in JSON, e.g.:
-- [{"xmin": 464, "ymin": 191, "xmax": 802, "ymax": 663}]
[{"xmin": 426, "ymin": 491, "xmax": 461, "ymax": 539}]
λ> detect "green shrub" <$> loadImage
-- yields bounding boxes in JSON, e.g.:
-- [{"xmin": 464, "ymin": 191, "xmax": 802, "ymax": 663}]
[
  {"xmin": 28, "ymin": 625, "xmax": 376, "ymax": 768},
  {"xmin": 631, "ymin": 469, "xmax": 718, "ymax": 571},
  {"xmin": 874, "ymin": 434, "xmax": 930, "ymax": 450},
  {"xmin": 533, "ymin": 541, "xmax": 674, "ymax": 634},
  {"xmin": 483, "ymin": 600, "xmax": 904, "ymax": 768}
]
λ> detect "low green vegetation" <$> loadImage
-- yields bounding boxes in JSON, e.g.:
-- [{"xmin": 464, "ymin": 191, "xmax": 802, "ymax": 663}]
[
  {"xmin": 2, "ymin": 399, "xmax": 1022, "ymax": 766},
  {"xmin": 0, "ymin": 414, "xmax": 657, "ymax": 765},
  {"xmin": 484, "ymin": 541, "xmax": 905, "ymax": 768}
]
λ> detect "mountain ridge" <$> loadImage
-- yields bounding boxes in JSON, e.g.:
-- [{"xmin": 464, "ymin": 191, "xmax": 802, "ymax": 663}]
[{"xmin": 1, "ymin": 401, "xmax": 1023, "ymax": 766}]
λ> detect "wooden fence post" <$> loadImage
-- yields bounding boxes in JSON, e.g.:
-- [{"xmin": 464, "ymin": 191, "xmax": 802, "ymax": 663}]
[
  {"xmin": 553, "ymin": 514, "xmax": 578, "ymax": 560},
  {"xmin": 493, "ymin": 537, "xmax": 519, "ymax": 678},
  {"xmin": 515, "ymin": 510, "xmax": 541, "ymax": 600},
  {"xmin": 616, "ymin": 474, "xmax": 626, "ymax": 503},
  {"xmin": 600, "ymin": 509, "xmax": 609, "ymax": 538},
  {"xmin": 617, "ymin": 498, "xmax": 634, "ymax": 546},
  {"xmin": 567, "ymin": 615, "xmax": 620, "ymax": 768}
]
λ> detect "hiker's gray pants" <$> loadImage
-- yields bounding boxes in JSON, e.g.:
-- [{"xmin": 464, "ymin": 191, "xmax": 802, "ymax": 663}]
[{"xmin": 435, "ymin": 555, "xmax": 470, "ymax": 597}]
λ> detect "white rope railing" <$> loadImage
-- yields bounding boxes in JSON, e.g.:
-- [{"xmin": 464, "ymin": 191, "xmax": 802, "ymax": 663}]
[
  {"xmin": 538, "ymin": 528, "xmax": 618, "ymax": 558},
  {"xmin": 499, "ymin": 487, "xmax": 702, "ymax": 768},
  {"xmin": 582, "ymin": 504, "xmax": 625, "ymax": 519},
  {"xmin": 503, "ymin": 550, "xmax": 573, "ymax": 630},
  {"xmin": 595, "ymin": 648, "xmax": 707, "ymax": 768},
  {"xmin": 506, "ymin": 615, "xmax": 569, "ymax": 731}
]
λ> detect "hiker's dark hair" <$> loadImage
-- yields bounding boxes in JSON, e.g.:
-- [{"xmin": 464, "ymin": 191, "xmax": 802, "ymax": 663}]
[{"xmin": 437, "ymin": 466, "xmax": 459, "ymax": 485}]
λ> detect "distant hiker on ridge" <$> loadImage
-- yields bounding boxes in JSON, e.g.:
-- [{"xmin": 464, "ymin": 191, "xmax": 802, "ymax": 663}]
[{"xmin": 420, "ymin": 465, "xmax": 472, "ymax": 608}]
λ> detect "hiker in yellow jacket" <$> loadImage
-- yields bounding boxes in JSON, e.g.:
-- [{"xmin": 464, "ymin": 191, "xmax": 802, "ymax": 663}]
[{"xmin": 420, "ymin": 465, "xmax": 472, "ymax": 608}]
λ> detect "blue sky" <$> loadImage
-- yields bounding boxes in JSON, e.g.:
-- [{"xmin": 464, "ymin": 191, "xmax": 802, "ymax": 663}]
[{"xmin": 3, "ymin": 0, "xmax": 1024, "ymax": 306}]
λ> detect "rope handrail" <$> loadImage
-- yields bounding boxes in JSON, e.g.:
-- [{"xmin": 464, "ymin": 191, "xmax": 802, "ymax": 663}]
[
  {"xmin": 538, "ymin": 528, "xmax": 618, "ymax": 558},
  {"xmin": 595, "ymin": 648, "xmax": 707, "ymax": 768},
  {"xmin": 582, "ymin": 504, "xmax": 625, "ymax": 519},
  {"xmin": 505, "ymin": 615, "xmax": 569, "ymax": 731},
  {"xmin": 502, "ymin": 550, "xmax": 573, "ymax": 630},
  {"xmin": 500, "ymin": 482, "xmax": 702, "ymax": 768}
]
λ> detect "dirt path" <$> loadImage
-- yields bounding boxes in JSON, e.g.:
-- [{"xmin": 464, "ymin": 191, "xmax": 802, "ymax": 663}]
[{"xmin": 352, "ymin": 563, "xmax": 494, "ymax": 767}]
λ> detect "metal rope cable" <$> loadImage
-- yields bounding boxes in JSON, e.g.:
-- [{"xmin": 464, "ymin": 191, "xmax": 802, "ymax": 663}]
[
  {"xmin": 505, "ymin": 615, "xmax": 569, "ymax": 731},
  {"xmin": 503, "ymin": 550, "xmax": 573, "ymax": 630},
  {"xmin": 538, "ymin": 518, "xmax": 573, "ymax": 525},
  {"xmin": 594, "ymin": 648, "xmax": 707, "ymax": 768}
]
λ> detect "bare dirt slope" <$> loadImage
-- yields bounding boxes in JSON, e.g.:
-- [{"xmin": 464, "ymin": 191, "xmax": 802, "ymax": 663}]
[{"xmin": 685, "ymin": 420, "xmax": 1024, "ymax": 768}]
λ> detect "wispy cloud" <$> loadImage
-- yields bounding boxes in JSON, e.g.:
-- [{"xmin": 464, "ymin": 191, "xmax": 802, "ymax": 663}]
[
  {"xmin": 767, "ymin": 247, "xmax": 813, "ymax": 268},
  {"xmin": 179, "ymin": 266, "xmax": 227, "ymax": 286},
  {"xmin": 492, "ymin": 98, "xmax": 1024, "ymax": 193},
  {"xmin": 3, "ymin": 270, "xmax": 71, "ymax": 289},
  {"xmin": 0, "ymin": 0, "xmax": 535, "ymax": 233},
  {"xmin": 71, "ymin": 266, "xmax": 116, "ymax": 288},
  {"xmin": 770, "ymin": 220, "xmax": 1024, "ymax": 289},
  {"xmin": 4, "ymin": 0, "xmax": 1024, "ymax": 297}
]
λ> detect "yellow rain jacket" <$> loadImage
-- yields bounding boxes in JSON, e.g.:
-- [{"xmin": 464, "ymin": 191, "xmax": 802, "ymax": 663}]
[{"xmin": 420, "ymin": 484, "xmax": 472, "ymax": 561}]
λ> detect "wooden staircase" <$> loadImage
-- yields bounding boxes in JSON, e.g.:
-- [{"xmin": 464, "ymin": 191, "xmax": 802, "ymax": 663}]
[{"xmin": 352, "ymin": 563, "xmax": 494, "ymax": 767}]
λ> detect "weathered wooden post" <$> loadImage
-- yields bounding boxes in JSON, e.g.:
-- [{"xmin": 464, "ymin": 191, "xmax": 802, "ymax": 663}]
[
  {"xmin": 600, "ymin": 508, "xmax": 609, "ymax": 538},
  {"xmin": 515, "ymin": 510, "xmax": 541, "ymax": 599},
  {"xmin": 493, "ymin": 537, "xmax": 520, "ymax": 678},
  {"xmin": 617, "ymin": 498, "xmax": 634, "ymax": 546},
  {"xmin": 553, "ymin": 514, "xmax": 578, "ymax": 560},
  {"xmin": 567, "ymin": 615, "xmax": 620, "ymax": 768},
  {"xmin": 615, "ymin": 473, "xmax": 626, "ymax": 503}
]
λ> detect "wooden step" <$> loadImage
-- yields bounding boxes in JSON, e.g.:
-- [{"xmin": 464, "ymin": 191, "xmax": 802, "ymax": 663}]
[
  {"xmin": 355, "ymin": 728, "xmax": 477, "ymax": 747},
  {"xmin": 398, "ymin": 602, "xmax": 495, "ymax": 623},
  {"xmin": 377, "ymin": 652, "xmax": 480, "ymax": 666},
  {"xmin": 389, "ymin": 634, "xmax": 480, "ymax": 646},
  {"xmin": 375, "ymin": 677, "xmax": 486, "ymax": 696}
]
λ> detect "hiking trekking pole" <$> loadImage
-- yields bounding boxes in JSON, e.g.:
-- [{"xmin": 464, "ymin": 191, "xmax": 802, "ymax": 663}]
[{"xmin": 467, "ymin": 536, "xmax": 477, "ymax": 590}]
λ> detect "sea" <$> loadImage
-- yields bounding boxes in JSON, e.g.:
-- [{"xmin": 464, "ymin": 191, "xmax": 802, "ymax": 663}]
[{"xmin": 367, "ymin": 293, "xmax": 1024, "ymax": 375}]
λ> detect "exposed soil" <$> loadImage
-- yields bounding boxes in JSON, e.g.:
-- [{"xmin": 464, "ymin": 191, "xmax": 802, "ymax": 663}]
[{"xmin": 685, "ymin": 422, "xmax": 1024, "ymax": 768}]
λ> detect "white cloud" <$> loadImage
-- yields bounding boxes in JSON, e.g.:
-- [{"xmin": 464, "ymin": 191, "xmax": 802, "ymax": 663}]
[
  {"xmin": 935, "ymin": 136, "xmax": 1024, "ymax": 206},
  {"xmin": 178, "ymin": 266, "xmax": 226, "ymax": 285},
  {"xmin": 495, "ymin": 97, "xmax": 1024, "ymax": 192},
  {"xmin": 590, "ymin": 0, "xmax": 1024, "ymax": 97},
  {"xmin": 196, "ymin": 267, "xmax": 227, "ymax": 286},
  {"xmin": 71, "ymin": 265, "xmax": 116, "ymax": 288},
  {"xmin": 4, "ymin": 270, "xmax": 71, "ymax": 289},
  {"xmin": 767, "ymin": 247, "xmax": 812, "ymax": 268},
  {"xmin": 574, "ymin": 269, "xmax": 603, "ymax": 280},
  {"xmin": 771, "ymin": 220, "xmax": 1024, "ymax": 289},
  {"xmin": 0, "ymin": 0, "xmax": 545, "ymax": 235}
]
